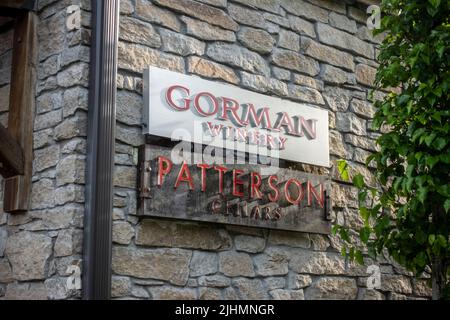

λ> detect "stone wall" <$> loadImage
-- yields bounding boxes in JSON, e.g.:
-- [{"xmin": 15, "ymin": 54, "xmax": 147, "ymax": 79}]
[
  {"xmin": 0, "ymin": 0, "xmax": 91, "ymax": 299},
  {"xmin": 111, "ymin": 0, "xmax": 431, "ymax": 300},
  {"xmin": 0, "ymin": 0, "xmax": 433, "ymax": 300}
]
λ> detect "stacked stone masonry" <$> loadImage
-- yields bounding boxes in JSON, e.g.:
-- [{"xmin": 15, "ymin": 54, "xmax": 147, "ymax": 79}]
[
  {"xmin": 0, "ymin": 0, "xmax": 91, "ymax": 299},
  {"xmin": 0, "ymin": 0, "xmax": 431, "ymax": 300}
]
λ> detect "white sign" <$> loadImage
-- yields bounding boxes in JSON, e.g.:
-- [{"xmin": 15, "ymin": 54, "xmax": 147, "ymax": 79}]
[{"xmin": 143, "ymin": 66, "xmax": 330, "ymax": 167}]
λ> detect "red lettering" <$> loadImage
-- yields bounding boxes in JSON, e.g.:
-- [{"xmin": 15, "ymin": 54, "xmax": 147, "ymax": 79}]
[
  {"xmin": 284, "ymin": 178, "xmax": 304, "ymax": 205},
  {"xmin": 307, "ymin": 181, "xmax": 324, "ymax": 208},
  {"xmin": 265, "ymin": 134, "xmax": 275, "ymax": 149},
  {"xmin": 274, "ymin": 112, "xmax": 295, "ymax": 135},
  {"xmin": 218, "ymin": 97, "xmax": 246, "ymax": 126},
  {"xmin": 239, "ymin": 201, "xmax": 248, "ymax": 217},
  {"xmin": 234, "ymin": 127, "xmax": 247, "ymax": 142},
  {"xmin": 268, "ymin": 175, "xmax": 280, "ymax": 202},
  {"xmin": 299, "ymin": 116, "xmax": 317, "ymax": 139},
  {"xmin": 209, "ymin": 199, "xmax": 222, "ymax": 214},
  {"xmin": 157, "ymin": 156, "xmax": 172, "ymax": 186},
  {"xmin": 248, "ymin": 131, "xmax": 260, "ymax": 145},
  {"xmin": 214, "ymin": 165, "xmax": 228, "ymax": 194},
  {"xmin": 205, "ymin": 122, "xmax": 224, "ymax": 137},
  {"xmin": 232, "ymin": 169, "xmax": 244, "ymax": 197},
  {"xmin": 272, "ymin": 207, "xmax": 281, "ymax": 220},
  {"xmin": 174, "ymin": 162, "xmax": 194, "ymax": 190},
  {"xmin": 263, "ymin": 206, "xmax": 271, "ymax": 220},
  {"xmin": 157, "ymin": 157, "xmax": 320, "ymax": 212},
  {"xmin": 193, "ymin": 92, "xmax": 219, "ymax": 116},
  {"xmin": 250, "ymin": 172, "xmax": 263, "ymax": 199},
  {"xmin": 225, "ymin": 201, "xmax": 232, "ymax": 216},
  {"xmin": 241, "ymin": 104, "xmax": 273, "ymax": 130},
  {"xmin": 197, "ymin": 163, "xmax": 211, "ymax": 192},
  {"xmin": 165, "ymin": 85, "xmax": 190, "ymax": 111},
  {"xmin": 251, "ymin": 205, "xmax": 261, "ymax": 220},
  {"xmin": 277, "ymin": 136, "xmax": 287, "ymax": 150}
]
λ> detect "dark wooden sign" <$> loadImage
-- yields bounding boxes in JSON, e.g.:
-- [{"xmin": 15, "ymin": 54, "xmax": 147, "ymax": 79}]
[{"xmin": 138, "ymin": 144, "xmax": 332, "ymax": 234}]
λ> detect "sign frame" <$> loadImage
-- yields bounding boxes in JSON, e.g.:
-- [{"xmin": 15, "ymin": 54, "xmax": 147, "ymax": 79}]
[
  {"xmin": 143, "ymin": 66, "xmax": 330, "ymax": 168},
  {"xmin": 137, "ymin": 144, "xmax": 332, "ymax": 235}
]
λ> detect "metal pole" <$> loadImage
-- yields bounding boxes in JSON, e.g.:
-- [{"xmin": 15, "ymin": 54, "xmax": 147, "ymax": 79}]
[{"xmin": 83, "ymin": 0, "xmax": 119, "ymax": 300}]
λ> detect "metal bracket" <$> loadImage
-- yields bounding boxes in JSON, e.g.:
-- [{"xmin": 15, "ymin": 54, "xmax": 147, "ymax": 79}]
[
  {"xmin": 138, "ymin": 144, "xmax": 152, "ymax": 199},
  {"xmin": 22, "ymin": 0, "xmax": 37, "ymax": 11},
  {"xmin": 324, "ymin": 190, "xmax": 332, "ymax": 221},
  {"xmin": 3, "ymin": 175, "xmax": 27, "ymax": 212}
]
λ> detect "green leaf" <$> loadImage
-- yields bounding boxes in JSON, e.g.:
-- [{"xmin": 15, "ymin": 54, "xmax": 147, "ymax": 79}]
[
  {"xmin": 353, "ymin": 174, "xmax": 365, "ymax": 189},
  {"xmin": 424, "ymin": 133, "xmax": 436, "ymax": 146},
  {"xmin": 396, "ymin": 94, "xmax": 410, "ymax": 105},
  {"xmin": 417, "ymin": 187, "xmax": 428, "ymax": 203},
  {"xmin": 340, "ymin": 228, "xmax": 350, "ymax": 242},
  {"xmin": 406, "ymin": 177, "xmax": 415, "ymax": 192},
  {"xmin": 415, "ymin": 152, "xmax": 423, "ymax": 161},
  {"xmin": 444, "ymin": 199, "xmax": 450, "ymax": 213},
  {"xmin": 360, "ymin": 227, "xmax": 371, "ymax": 244},
  {"xmin": 331, "ymin": 224, "xmax": 339, "ymax": 235},
  {"xmin": 393, "ymin": 177, "xmax": 403, "ymax": 192},
  {"xmin": 358, "ymin": 190, "xmax": 368, "ymax": 202},
  {"xmin": 432, "ymin": 242, "xmax": 441, "ymax": 255},
  {"xmin": 415, "ymin": 252, "xmax": 427, "ymax": 268},
  {"xmin": 428, "ymin": 234, "xmax": 436, "ymax": 245},
  {"xmin": 349, "ymin": 247, "xmax": 355, "ymax": 260},
  {"xmin": 431, "ymin": 111, "xmax": 442, "ymax": 122},
  {"xmin": 441, "ymin": 152, "xmax": 450, "ymax": 164},
  {"xmin": 437, "ymin": 45, "xmax": 445, "ymax": 58},
  {"xmin": 428, "ymin": 0, "xmax": 441, "ymax": 8},
  {"xmin": 391, "ymin": 133, "xmax": 400, "ymax": 146},
  {"xmin": 412, "ymin": 128, "xmax": 425, "ymax": 142},
  {"xmin": 426, "ymin": 156, "xmax": 439, "ymax": 169},
  {"xmin": 359, "ymin": 207, "xmax": 370, "ymax": 224},
  {"xmin": 437, "ymin": 184, "xmax": 450, "ymax": 197},
  {"xmin": 437, "ymin": 235, "xmax": 447, "ymax": 248},
  {"xmin": 434, "ymin": 137, "xmax": 446, "ymax": 150},
  {"xmin": 333, "ymin": 0, "xmax": 450, "ymax": 278},
  {"xmin": 416, "ymin": 229, "xmax": 426, "ymax": 245},
  {"xmin": 355, "ymin": 250, "xmax": 364, "ymax": 265},
  {"xmin": 337, "ymin": 159, "xmax": 350, "ymax": 182},
  {"xmin": 366, "ymin": 154, "xmax": 376, "ymax": 167},
  {"xmin": 427, "ymin": 95, "xmax": 436, "ymax": 106}
]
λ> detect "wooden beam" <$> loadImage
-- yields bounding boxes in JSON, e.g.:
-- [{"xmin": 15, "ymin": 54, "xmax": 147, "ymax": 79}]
[
  {"xmin": 3, "ymin": 11, "xmax": 37, "ymax": 213},
  {"xmin": 0, "ymin": 0, "xmax": 36, "ymax": 18},
  {"xmin": 0, "ymin": 124, "xmax": 24, "ymax": 178},
  {"xmin": 0, "ymin": 19, "xmax": 15, "ymax": 34},
  {"xmin": 0, "ymin": 16, "xmax": 14, "ymax": 27},
  {"xmin": 0, "ymin": 0, "xmax": 36, "ymax": 11}
]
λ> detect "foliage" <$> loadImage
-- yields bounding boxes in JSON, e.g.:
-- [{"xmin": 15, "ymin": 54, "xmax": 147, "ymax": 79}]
[{"xmin": 333, "ymin": 0, "xmax": 450, "ymax": 296}]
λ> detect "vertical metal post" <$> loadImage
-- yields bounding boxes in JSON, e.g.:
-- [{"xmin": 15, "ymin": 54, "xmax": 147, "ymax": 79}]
[{"xmin": 83, "ymin": 0, "xmax": 119, "ymax": 300}]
